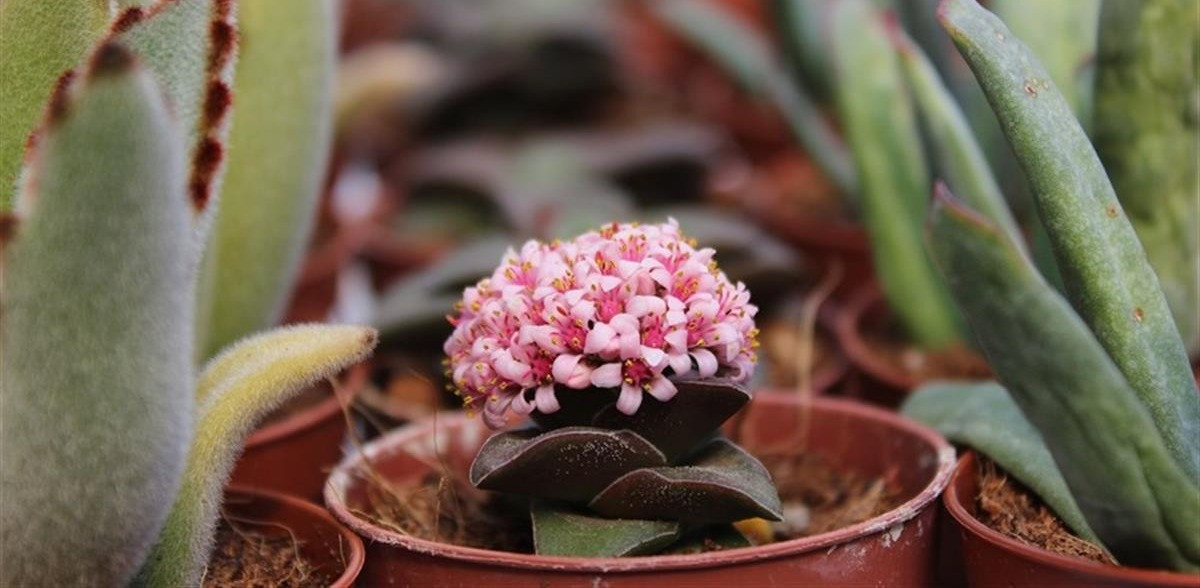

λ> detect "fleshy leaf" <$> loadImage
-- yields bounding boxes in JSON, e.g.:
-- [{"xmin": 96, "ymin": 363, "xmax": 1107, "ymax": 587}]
[
  {"xmin": 939, "ymin": 0, "xmax": 1199, "ymax": 482},
  {"xmin": 0, "ymin": 0, "xmax": 109, "ymax": 206},
  {"xmin": 471, "ymin": 427, "xmax": 667, "ymax": 503},
  {"xmin": 137, "ymin": 324, "xmax": 378, "ymax": 587},
  {"xmin": 1093, "ymin": 0, "xmax": 1200, "ymax": 356},
  {"xmin": 988, "ymin": 0, "xmax": 1100, "ymax": 125},
  {"xmin": 529, "ymin": 377, "xmax": 751, "ymax": 463},
  {"xmin": 902, "ymin": 382, "xmax": 1102, "ymax": 545},
  {"xmin": 891, "ymin": 26, "xmax": 1026, "ymax": 255},
  {"xmin": 832, "ymin": 0, "xmax": 960, "ymax": 348},
  {"xmin": 1, "ymin": 44, "xmax": 193, "ymax": 586},
  {"xmin": 112, "ymin": 0, "xmax": 238, "ymax": 223},
  {"xmin": 531, "ymin": 502, "xmax": 681, "ymax": 557},
  {"xmin": 927, "ymin": 184, "xmax": 1199, "ymax": 570},
  {"xmin": 650, "ymin": 0, "xmax": 857, "ymax": 197},
  {"xmin": 589, "ymin": 438, "xmax": 782, "ymax": 524},
  {"xmin": 198, "ymin": 0, "xmax": 337, "ymax": 359}
]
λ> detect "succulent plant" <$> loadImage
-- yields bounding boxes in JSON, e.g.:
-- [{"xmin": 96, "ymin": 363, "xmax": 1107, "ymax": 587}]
[
  {"xmin": 0, "ymin": 2, "xmax": 375, "ymax": 586},
  {"xmin": 903, "ymin": 0, "xmax": 1199, "ymax": 572},
  {"xmin": 445, "ymin": 221, "xmax": 780, "ymax": 556}
]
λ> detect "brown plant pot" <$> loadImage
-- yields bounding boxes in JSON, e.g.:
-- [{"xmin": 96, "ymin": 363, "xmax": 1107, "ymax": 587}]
[
  {"xmin": 219, "ymin": 486, "xmax": 364, "ymax": 587},
  {"xmin": 325, "ymin": 393, "xmax": 955, "ymax": 586},
  {"xmin": 230, "ymin": 364, "xmax": 367, "ymax": 501},
  {"xmin": 943, "ymin": 452, "xmax": 1198, "ymax": 587},
  {"xmin": 834, "ymin": 286, "xmax": 990, "ymax": 408}
]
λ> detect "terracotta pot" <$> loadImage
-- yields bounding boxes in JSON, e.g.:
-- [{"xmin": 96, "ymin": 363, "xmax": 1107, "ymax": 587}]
[
  {"xmin": 230, "ymin": 364, "xmax": 367, "ymax": 501},
  {"xmin": 944, "ymin": 452, "xmax": 1198, "ymax": 587},
  {"xmin": 834, "ymin": 286, "xmax": 917, "ymax": 406},
  {"xmin": 325, "ymin": 393, "xmax": 955, "ymax": 586},
  {"xmin": 833, "ymin": 286, "xmax": 990, "ymax": 408},
  {"xmin": 220, "ymin": 486, "xmax": 364, "ymax": 587}
]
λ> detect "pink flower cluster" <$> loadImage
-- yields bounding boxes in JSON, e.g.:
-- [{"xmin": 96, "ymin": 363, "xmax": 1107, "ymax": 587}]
[{"xmin": 444, "ymin": 220, "xmax": 759, "ymax": 428}]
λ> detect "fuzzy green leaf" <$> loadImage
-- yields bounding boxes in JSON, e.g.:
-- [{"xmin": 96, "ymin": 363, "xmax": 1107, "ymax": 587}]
[
  {"xmin": 112, "ymin": 0, "xmax": 238, "ymax": 230},
  {"xmin": 589, "ymin": 438, "xmax": 783, "ymax": 524},
  {"xmin": 470, "ymin": 427, "xmax": 667, "ymax": 503},
  {"xmin": 927, "ymin": 185, "xmax": 1200, "ymax": 571},
  {"xmin": 651, "ymin": 0, "xmax": 857, "ymax": 197},
  {"xmin": 1, "ymin": 45, "xmax": 193, "ymax": 586},
  {"xmin": 531, "ymin": 502, "xmax": 681, "ymax": 557},
  {"xmin": 939, "ymin": 0, "xmax": 1199, "ymax": 483},
  {"xmin": 137, "ymin": 324, "xmax": 377, "ymax": 587},
  {"xmin": 902, "ymin": 382, "xmax": 1101, "ymax": 545},
  {"xmin": 0, "ymin": 0, "xmax": 109, "ymax": 207},
  {"xmin": 1093, "ymin": 0, "xmax": 1200, "ymax": 356},
  {"xmin": 198, "ymin": 0, "xmax": 337, "ymax": 359},
  {"xmin": 833, "ymin": 0, "xmax": 960, "ymax": 348},
  {"xmin": 892, "ymin": 28, "xmax": 1025, "ymax": 255}
]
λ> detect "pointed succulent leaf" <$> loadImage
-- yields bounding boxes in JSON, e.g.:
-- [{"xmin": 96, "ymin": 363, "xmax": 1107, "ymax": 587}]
[
  {"xmin": 939, "ymin": 0, "xmax": 1199, "ymax": 483},
  {"xmin": 198, "ymin": 0, "xmax": 337, "ymax": 359},
  {"xmin": 111, "ymin": 0, "xmax": 238, "ymax": 227},
  {"xmin": 832, "ymin": 0, "xmax": 960, "ymax": 348},
  {"xmin": 927, "ymin": 185, "xmax": 1199, "ymax": 571},
  {"xmin": 589, "ymin": 438, "xmax": 783, "ymax": 524},
  {"xmin": 531, "ymin": 502, "xmax": 681, "ymax": 557},
  {"xmin": 1, "ymin": 44, "xmax": 193, "ymax": 586},
  {"xmin": 137, "ymin": 324, "xmax": 378, "ymax": 587},
  {"xmin": 1093, "ymin": 0, "xmax": 1200, "ymax": 356},
  {"xmin": 651, "ymin": 0, "xmax": 857, "ymax": 197},
  {"xmin": 470, "ymin": 427, "xmax": 667, "ymax": 503},
  {"xmin": 891, "ymin": 27, "xmax": 1025, "ymax": 255},
  {"xmin": 902, "ymin": 382, "xmax": 1101, "ymax": 545},
  {"xmin": 0, "ymin": 0, "xmax": 109, "ymax": 206},
  {"xmin": 592, "ymin": 377, "xmax": 752, "ymax": 463},
  {"xmin": 988, "ymin": 0, "xmax": 1100, "ymax": 126}
]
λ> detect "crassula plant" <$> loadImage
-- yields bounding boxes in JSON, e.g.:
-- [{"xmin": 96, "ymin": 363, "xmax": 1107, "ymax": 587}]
[
  {"xmin": 903, "ymin": 0, "xmax": 1198, "ymax": 572},
  {"xmin": 1, "ymin": 1, "xmax": 372, "ymax": 586},
  {"xmin": 444, "ymin": 220, "xmax": 782, "ymax": 556}
]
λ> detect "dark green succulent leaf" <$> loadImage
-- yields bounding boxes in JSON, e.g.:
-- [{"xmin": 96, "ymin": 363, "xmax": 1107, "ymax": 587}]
[
  {"xmin": 660, "ymin": 524, "xmax": 751, "ymax": 554},
  {"xmin": 470, "ymin": 426, "xmax": 667, "ymax": 503},
  {"xmin": 902, "ymin": 382, "xmax": 1101, "ymax": 545},
  {"xmin": 940, "ymin": 0, "xmax": 1199, "ymax": 481},
  {"xmin": 531, "ymin": 501, "xmax": 680, "ymax": 557},
  {"xmin": 589, "ymin": 438, "xmax": 782, "ymax": 524},
  {"xmin": 592, "ymin": 377, "xmax": 752, "ymax": 463},
  {"xmin": 927, "ymin": 184, "xmax": 1200, "ymax": 570}
]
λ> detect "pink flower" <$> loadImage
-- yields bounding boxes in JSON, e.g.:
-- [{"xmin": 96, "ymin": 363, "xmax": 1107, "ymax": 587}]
[{"xmin": 444, "ymin": 220, "xmax": 759, "ymax": 427}]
